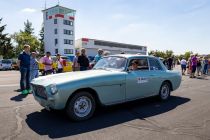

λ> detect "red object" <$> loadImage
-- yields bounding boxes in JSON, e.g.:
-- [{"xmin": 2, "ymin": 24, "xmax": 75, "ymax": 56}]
[
  {"xmin": 55, "ymin": 14, "xmax": 64, "ymax": 18},
  {"xmin": 63, "ymin": 59, "xmax": 66, "ymax": 66},
  {"xmin": 69, "ymin": 16, "xmax": 75, "ymax": 20},
  {"xmin": 49, "ymin": 16, "xmax": 52, "ymax": 19},
  {"xmin": 82, "ymin": 38, "xmax": 89, "ymax": 42}
]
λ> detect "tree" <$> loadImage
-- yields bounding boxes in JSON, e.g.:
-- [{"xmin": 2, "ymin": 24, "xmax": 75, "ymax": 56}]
[
  {"xmin": 12, "ymin": 20, "xmax": 40, "ymax": 57},
  {"xmin": 165, "ymin": 50, "xmax": 174, "ymax": 58},
  {"xmin": 148, "ymin": 50, "xmax": 174, "ymax": 59},
  {"xmin": 0, "ymin": 18, "xmax": 14, "ymax": 58},
  {"xmin": 22, "ymin": 19, "xmax": 34, "ymax": 35},
  {"xmin": 183, "ymin": 51, "xmax": 193, "ymax": 61}
]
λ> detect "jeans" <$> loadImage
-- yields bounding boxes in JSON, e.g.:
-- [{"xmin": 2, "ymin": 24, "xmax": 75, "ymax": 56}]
[
  {"xmin": 203, "ymin": 64, "xmax": 208, "ymax": 74},
  {"xmin": 30, "ymin": 69, "xmax": 39, "ymax": 82},
  {"xmin": 80, "ymin": 66, "xmax": 88, "ymax": 71},
  {"xmin": 20, "ymin": 67, "xmax": 30, "ymax": 91}
]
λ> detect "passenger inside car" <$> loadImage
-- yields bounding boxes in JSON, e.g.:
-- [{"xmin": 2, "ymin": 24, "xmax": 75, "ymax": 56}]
[
  {"xmin": 129, "ymin": 58, "xmax": 149, "ymax": 71},
  {"xmin": 131, "ymin": 60, "xmax": 138, "ymax": 71}
]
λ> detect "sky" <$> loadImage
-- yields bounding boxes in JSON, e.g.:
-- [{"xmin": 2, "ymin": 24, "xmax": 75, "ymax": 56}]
[{"xmin": 0, "ymin": 0, "xmax": 210, "ymax": 54}]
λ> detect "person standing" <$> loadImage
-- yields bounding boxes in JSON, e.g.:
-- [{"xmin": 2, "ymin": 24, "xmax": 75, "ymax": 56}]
[
  {"xmin": 56, "ymin": 53, "xmax": 64, "ymax": 73},
  {"xmin": 190, "ymin": 54, "xmax": 197, "ymax": 78},
  {"xmin": 17, "ymin": 45, "xmax": 31, "ymax": 94},
  {"xmin": 30, "ymin": 52, "xmax": 39, "ymax": 82},
  {"xmin": 94, "ymin": 49, "xmax": 103, "ymax": 63},
  {"xmin": 180, "ymin": 58, "xmax": 187, "ymax": 75},
  {"xmin": 167, "ymin": 57, "xmax": 173, "ymax": 70},
  {"xmin": 72, "ymin": 51, "xmax": 80, "ymax": 71},
  {"xmin": 77, "ymin": 48, "xmax": 89, "ymax": 71},
  {"xmin": 103, "ymin": 51, "xmax": 110, "ymax": 56},
  {"xmin": 196, "ymin": 58, "xmax": 202, "ymax": 76},
  {"xmin": 203, "ymin": 57, "xmax": 209, "ymax": 75},
  {"xmin": 42, "ymin": 52, "xmax": 53, "ymax": 75}
]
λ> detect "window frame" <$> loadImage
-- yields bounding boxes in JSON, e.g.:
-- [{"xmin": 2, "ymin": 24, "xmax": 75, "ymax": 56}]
[
  {"xmin": 127, "ymin": 57, "xmax": 149, "ymax": 71},
  {"xmin": 148, "ymin": 58, "xmax": 163, "ymax": 71}
]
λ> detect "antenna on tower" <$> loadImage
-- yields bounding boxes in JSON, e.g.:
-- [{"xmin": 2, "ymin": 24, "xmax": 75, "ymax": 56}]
[
  {"xmin": 44, "ymin": 0, "xmax": 47, "ymax": 9},
  {"xmin": 58, "ymin": 0, "xmax": 60, "ymax": 5}
]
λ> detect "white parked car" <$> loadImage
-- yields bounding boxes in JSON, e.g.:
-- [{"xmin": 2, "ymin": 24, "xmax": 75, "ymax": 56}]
[{"xmin": 0, "ymin": 59, "xmax": 12, "ymax": 70}]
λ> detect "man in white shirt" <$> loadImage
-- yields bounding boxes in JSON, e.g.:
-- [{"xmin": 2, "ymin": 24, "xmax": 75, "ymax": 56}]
[
  {"xmin": 180, "ymin": 58, "xmax": 187, "ymax": 75},
  {"xmin": 56, "ymin": 54, "xmax": 64, "ymax": 73}
]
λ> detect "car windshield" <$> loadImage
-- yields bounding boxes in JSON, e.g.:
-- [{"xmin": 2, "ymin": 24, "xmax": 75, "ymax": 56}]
[{"xmin": 93, "ymin": 56, "xmax": 127, "ymax": 71}]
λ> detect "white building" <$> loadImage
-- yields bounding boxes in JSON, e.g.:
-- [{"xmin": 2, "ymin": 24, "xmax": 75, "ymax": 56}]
[
  {"xmin": 76, "ymin": 38, "xmax": 147, "ymax": 58},
  {"xmin": 42, "ymin": 5, "xmax": 76, "ymax": 58}
]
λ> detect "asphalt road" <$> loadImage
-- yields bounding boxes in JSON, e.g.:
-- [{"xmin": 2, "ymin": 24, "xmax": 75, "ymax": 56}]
[{"xmin": 0, "ymin": 69, "xmax": 210, "ymax": 140}]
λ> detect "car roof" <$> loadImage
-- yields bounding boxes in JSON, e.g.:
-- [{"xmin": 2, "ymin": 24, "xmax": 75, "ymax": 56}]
[{"xmin": 109, "ymin": 54, "xmax": 156, "ymax": 59}]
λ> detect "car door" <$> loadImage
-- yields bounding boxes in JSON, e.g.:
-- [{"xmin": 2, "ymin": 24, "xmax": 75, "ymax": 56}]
[
  {"xmin": 147, "ymin": 58, "xmax": 165, "ymax": 95},
  {"xmin": 126, "ymin": 57, "xmax": 155, "ymax": 100}
]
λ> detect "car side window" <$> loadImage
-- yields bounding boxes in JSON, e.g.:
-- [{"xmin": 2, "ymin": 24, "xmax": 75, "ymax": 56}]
[
  {"xmin": 149, "ymin": 58, "xmax": 163, "ymax": 70},
  {"xmin": 129, "ymin": 58, "xmax": 149, "ymax": 71}
]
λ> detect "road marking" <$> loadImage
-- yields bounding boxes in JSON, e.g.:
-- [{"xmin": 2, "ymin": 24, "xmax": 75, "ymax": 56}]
[{"xmin": 0, "ymin": 84, "xmax": 19, "ymax": 87}]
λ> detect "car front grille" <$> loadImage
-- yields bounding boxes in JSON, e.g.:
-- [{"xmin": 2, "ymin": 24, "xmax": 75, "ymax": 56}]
[{"xmin": 32, "ymin": 84, "xmax": 47, "ymax": 100}]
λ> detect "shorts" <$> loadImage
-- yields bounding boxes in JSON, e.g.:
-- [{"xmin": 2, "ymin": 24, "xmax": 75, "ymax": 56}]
[{"xmin": 181, "ymin": 65, "xmax": 186, "ymax": 70}]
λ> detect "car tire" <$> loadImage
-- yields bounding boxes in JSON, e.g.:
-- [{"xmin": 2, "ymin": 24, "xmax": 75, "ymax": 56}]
[
  {"xmin": 159, "ymin": 81, "xmax": 171, "ymax": 101},
  {"xmin": 66, "ymin": 91, "xmax": 96, "ymax": 121}
]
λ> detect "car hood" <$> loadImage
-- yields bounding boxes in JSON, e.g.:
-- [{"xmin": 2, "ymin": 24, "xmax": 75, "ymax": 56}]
[{"xmin": 31, "ymin": 69, "xmax": 125, "ymax": 86}]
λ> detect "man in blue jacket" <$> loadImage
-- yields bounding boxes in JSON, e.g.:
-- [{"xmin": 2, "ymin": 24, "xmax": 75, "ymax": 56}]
[{"xmin": 17, "ymin": 45, "xmax": 31, "ymax": 94}]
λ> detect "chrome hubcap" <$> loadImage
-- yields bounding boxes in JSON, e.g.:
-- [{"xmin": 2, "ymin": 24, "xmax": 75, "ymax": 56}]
[
  {"xmin": 74, "ymin": 96, "xmax": 92, "ymax": 118},
  {"xmin": 161, "ymin": 85, "xmax": 169, "ymax": 99}
]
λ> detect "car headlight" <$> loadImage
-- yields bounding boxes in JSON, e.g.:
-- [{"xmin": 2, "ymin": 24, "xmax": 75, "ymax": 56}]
[{"xmin": 50, "ymin": 84, "xmax": 58, "ymax": 95}]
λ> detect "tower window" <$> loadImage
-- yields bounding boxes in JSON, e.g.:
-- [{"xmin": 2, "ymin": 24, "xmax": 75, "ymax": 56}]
[
  {"xmin": 63, "ymin": 20, "xmax": 73, "ymax": 26},
  {"xmin": 54, "ymin": 19, "xmax": 57, "ymax": 24},
  {"xmin": 64, "ymin": 49, "xmax": 74, "ymax": 54},
  {"xmin": 64, "ymin": 39, "xmax": 73, "ymax": 45},
  {"xmin": 54, "ymin": 29, "xmax": 57, "ymax": 34},
  {"xmin": 55, "ymin": 49, "xmax": 58, "ymax": 54},
  {"xmin": 55, "ymin": 39, "xmax": 58, "ymax": 45}
]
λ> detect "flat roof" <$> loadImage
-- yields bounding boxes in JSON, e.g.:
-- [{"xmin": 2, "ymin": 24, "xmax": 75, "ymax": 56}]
[
  {"xmin": 42, "ymin": 5, "xmax": 76, "ymax": 12},
  {"xmin": 79, "ymin": 38, "xmax": 147, "ymax": 50}
]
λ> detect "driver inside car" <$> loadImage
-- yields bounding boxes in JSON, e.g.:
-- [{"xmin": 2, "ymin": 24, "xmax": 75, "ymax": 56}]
[{"xmin": 131, "ymin": 60, "xmax": 138, "ymax": 71}]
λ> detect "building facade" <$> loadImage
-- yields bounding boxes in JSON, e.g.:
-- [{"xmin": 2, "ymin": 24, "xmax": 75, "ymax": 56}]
[
  {"xmin": 42, "ymin": 5, "xmax": 76, "ymax": 58},
  {"xmin": 76, "ymin": 38, "xmax": 147, "ymax": 58}
]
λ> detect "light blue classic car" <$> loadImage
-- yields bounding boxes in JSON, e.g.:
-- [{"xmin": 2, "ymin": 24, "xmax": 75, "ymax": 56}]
[{"xmin": 31, "ymin": 54, "xmax": 182, "ymax": 121}]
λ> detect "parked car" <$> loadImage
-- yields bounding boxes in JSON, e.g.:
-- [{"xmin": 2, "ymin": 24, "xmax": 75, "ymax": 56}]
[
  {"xmin": 0, "ymin": 59, "xmax": 12, "ymax": 70},
  {"xmin": 31, "ymin": 54, "xmax": 182, "ymax": 121}
]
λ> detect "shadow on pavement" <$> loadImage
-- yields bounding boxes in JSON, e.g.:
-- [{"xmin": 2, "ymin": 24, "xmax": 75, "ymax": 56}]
[
  {"xmin": 14, "ymin": 89, "xmax": 22, "ymax": 92},
  {"xmin": 10, "ymin": 94, "xmax": 28, "ymax": 102},
  {"xmin": 26, "ymin": 96, "xmax": 190, "ymax": 138}
]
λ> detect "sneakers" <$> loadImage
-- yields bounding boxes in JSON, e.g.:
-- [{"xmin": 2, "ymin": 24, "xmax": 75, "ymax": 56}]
[
  {"xmin": 21, "ymin": 89, "xmax": 32, "ymax": 94},
  {"xmin": 27, "ymin": 89, "xmax": 33, "ymax": 94},
  {"xmin": 21, "ymin": 90, "xmax": 28, "ymax": 95}
]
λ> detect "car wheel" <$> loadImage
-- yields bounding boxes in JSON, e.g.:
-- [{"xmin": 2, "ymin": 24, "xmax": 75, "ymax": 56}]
[
  {"xmin": 159, "ymin": 82, "xmax": 171, "ymax": 101},
  {"xmin": 66, "ymin": 91, "xmax": 96, "ymax": 121}
]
